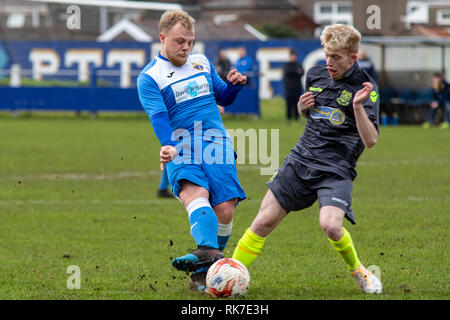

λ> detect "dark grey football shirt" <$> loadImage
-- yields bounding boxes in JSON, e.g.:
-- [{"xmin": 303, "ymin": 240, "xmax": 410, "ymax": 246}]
[{"xmin": 289, "ymin": 62, "xmax": 379, "ymax": 180}]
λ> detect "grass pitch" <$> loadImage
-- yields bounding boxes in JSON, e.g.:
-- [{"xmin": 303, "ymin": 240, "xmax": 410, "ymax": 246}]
[{"xmin": 0, "ymin": 98, "xmax": 448, "ymax": 300}]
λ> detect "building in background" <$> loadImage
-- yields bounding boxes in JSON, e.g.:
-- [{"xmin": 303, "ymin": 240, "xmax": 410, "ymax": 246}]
[
  {"xmin": 1, "ymin": 0, "xmax": 450, "ymax": 92},
  {"xmin": 0, "ymin": 0, "xmax": 307, "ymax": 41},
  {"xmin": 2, "ymin": 0, "xmax": 450, "ymax": 40}
]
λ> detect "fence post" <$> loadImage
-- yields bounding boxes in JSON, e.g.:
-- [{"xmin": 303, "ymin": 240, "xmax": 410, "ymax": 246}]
[
  {"xmin": 10, "ymin": 64, "xmax": 21, "ymax": 87},
  {"xmin": 89, "ymin": 64, "xmax": 98, "ymax": 118}
]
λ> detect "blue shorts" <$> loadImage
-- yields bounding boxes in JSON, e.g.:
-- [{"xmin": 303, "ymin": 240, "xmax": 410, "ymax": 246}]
[{"xmin": 165, "ymin": 160, "xmax": 246, "ymax": 207}]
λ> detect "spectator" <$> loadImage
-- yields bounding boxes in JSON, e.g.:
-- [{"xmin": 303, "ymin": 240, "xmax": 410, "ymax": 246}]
[
  {"xmin": 423, "ymin": 72, "xmax": 450, "ymax": 129},
  {"xmin": 357, "ymin": 49, "xmax": 377, "ymax": 83},
  {"xmin": 215, "ymin": 49, "xmax": 231, "ymax": 81},
  {"xmin": 215, "ymin": 50, "xmax": 231, "ymax": 114},
  {"xmin": 283, "ymin": 49, "xmax": 304, "ymax": 123},
  {"xmin": 358, "ymin": 50, "xmax": 391, "ymax": 122},
  {"xmin": 234, "ymin": 47, "xmax": 254, "ymax": 85}
]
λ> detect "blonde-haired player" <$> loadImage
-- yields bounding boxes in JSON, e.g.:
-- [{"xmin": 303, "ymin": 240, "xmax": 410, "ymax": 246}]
[{"xmin": 232, "ymin": 24, "xmax": 382, "ymax": 294}]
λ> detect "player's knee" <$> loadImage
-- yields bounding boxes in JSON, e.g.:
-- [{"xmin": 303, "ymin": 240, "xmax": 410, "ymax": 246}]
[
  {"xmin": 251, "ymin": 209, "xmax": 278, "ymax": 236},
  {"xmin": 319, "ymin": 206, "xmax": 345, "ymax": 240},
  {"xmin": 320, "ymin": 221, "xmax": 342, "ymax": 240},
  {"xmin": 214, "ymin": 203, "xmax": 234, "ymax": 224},
  {"xmin": 219, "ymin": 212, "xmax": 233, "ymax": 225},
  {"xmin": 179, "ymin": 182, "xmax": 209, "ymax": 208},
  {"xmin": 251, "ymin": 191, "xmax": 287, "ymax": 237}
]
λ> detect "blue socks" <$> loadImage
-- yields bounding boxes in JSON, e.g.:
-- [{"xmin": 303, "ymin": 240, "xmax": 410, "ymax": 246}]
[
  {"xmin": 217, "ymin": 221, "xmax": 233, "ymax": 251},
  {"xmin": 186, "ymin": 198, "xmax": 219, "ymax": 249},
  {"xmin": 186, "ymin": 198, "xmax": 234, "ymax": 251}
]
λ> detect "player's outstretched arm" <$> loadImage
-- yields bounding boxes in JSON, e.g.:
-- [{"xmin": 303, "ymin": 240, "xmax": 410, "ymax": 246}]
[
  {"xmin": 211, "ymin": 65, "xmax": 246, "ymax": 106},
  {"xmin": 353, "ymin": 82, "xmax": 378, "ymax": 148}
]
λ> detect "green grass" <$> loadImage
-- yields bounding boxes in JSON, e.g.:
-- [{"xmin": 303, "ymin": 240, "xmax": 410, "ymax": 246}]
[{"xmin": 0, "ymin": 98, "xmax": 449, "ymax": 300}]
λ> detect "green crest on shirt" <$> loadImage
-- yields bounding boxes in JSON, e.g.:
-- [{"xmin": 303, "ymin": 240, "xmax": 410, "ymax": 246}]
[
  {"xmin": 337, "ymin": 89, "xmax": 352, "ymax": 106},
  {"xmin": 370, "ymin": 90, "xmax": 378, "ymax": 103}
]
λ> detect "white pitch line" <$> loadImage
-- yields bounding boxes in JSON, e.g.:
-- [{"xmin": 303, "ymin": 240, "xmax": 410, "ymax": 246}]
[
  {"xmin": 357, "ymin": 158, "xmax": 450, "ymax": 167},
  {"xmin": 0, "ymin": 199, "xmax": 174, "ymax": 205},
  {"xmin": 0, "ymin": 167, "xmax": 264, "ymax": 182},
  {"xmin": 0, "ymin": 170, "xmax": 160, "ymax": 182},
  {"xmin": 0, "ymin": 158, "xmax": 448, "ymax": 182}
]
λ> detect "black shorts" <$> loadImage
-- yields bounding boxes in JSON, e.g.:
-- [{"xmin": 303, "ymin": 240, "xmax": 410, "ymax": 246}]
[{"xmin": 266, "ymin": 157, "xmax": 356, "ymax": 224}]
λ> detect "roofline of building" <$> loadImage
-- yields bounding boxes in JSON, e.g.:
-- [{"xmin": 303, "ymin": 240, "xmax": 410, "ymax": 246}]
[
  {"xmin": 201, "ymin": 1, "xmax": 297, "ymax": 11},
  {"xmin": 24, "ymin": 0, "xmax": 182, "ymax": 11},
  {"xmin": 97, "ymin": 18, "xmax": 152, "ymax": 42},
  {"xmin": 363, "ymin": 36, "xmax": 450, "ymax": 46}
]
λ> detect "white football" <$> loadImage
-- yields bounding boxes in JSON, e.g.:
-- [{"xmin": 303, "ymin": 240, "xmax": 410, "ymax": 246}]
[{"xmin": 206, "ymin": 258, "xmax": 250, "ymax": 298}]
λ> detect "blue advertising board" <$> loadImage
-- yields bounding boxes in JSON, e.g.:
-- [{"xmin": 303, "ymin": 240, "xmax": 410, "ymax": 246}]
[{"xmin": 0, "ymin": 40, "xmax": 323, "ymax": 114}]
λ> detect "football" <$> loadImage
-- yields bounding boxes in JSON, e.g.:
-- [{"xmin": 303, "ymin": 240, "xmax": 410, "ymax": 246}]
[{"xmin": 206, "ymin": 258, "xmax": 250, "ymax": 298}]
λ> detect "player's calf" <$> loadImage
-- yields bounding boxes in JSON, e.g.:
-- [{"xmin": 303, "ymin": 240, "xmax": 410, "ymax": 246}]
[{"xmin": 213, "ymin": 198, "xmax": 236, "ymax": 251}]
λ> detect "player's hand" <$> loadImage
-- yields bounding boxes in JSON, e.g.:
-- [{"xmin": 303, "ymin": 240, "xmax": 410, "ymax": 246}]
[
  {"xmin": 160, "ymin": 145, "xmax": 177, "ymax": 172},
  {"xmin": 353, "ymin": 82, "xmax": 374, "ymax": 106},
  {"xmin": 298, "ymin": 91, "xmax": 315, "ymax": 115},
  {"xmin": 431, "ymin": 101, "xmax": 439, "ymax": 109},
  {"xmin": 227, "ymin": 69, "xmax": 247, "ymax": 85}
]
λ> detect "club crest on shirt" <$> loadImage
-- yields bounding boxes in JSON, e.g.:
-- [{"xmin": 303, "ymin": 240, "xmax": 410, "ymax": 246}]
[
  {"xmin": 329, "ymin": 108, "xmax": 345, "ymax": 125},
  {"xmin": 370, "ymin": 90, "xmax": 378, "ymax": 102},
  {"xmin": 337, "ymin": 89, "xmax": 352, "ymax": 106},
  {"xmin": 191, "ymin": 62, "xmax": 204, "ymax": 71}
]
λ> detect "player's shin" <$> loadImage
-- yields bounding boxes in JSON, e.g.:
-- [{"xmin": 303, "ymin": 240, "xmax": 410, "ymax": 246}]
[
  {"xmin": 187, "ymin": 198, "xmax": 219, "ymax": 249},
  {"xmin": 217, "ymin": 221, "xmax": 233, "ymax": 252},
  {"xmin": 328, "ymin": 227, "xmax": 361, "ymax": 271},
  {"xmin": 232, "ymin": 228, "xmax": 265, "ymax": 268}
]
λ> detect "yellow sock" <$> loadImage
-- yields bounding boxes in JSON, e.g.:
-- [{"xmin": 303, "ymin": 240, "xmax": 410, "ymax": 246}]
[
  {"xmin": 329, "ymin": 227, "xmax": 361, "ymax": 271},
  {"xmin": 232, "ymin": 228, "xmax": 265, "ymax": 268}
]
